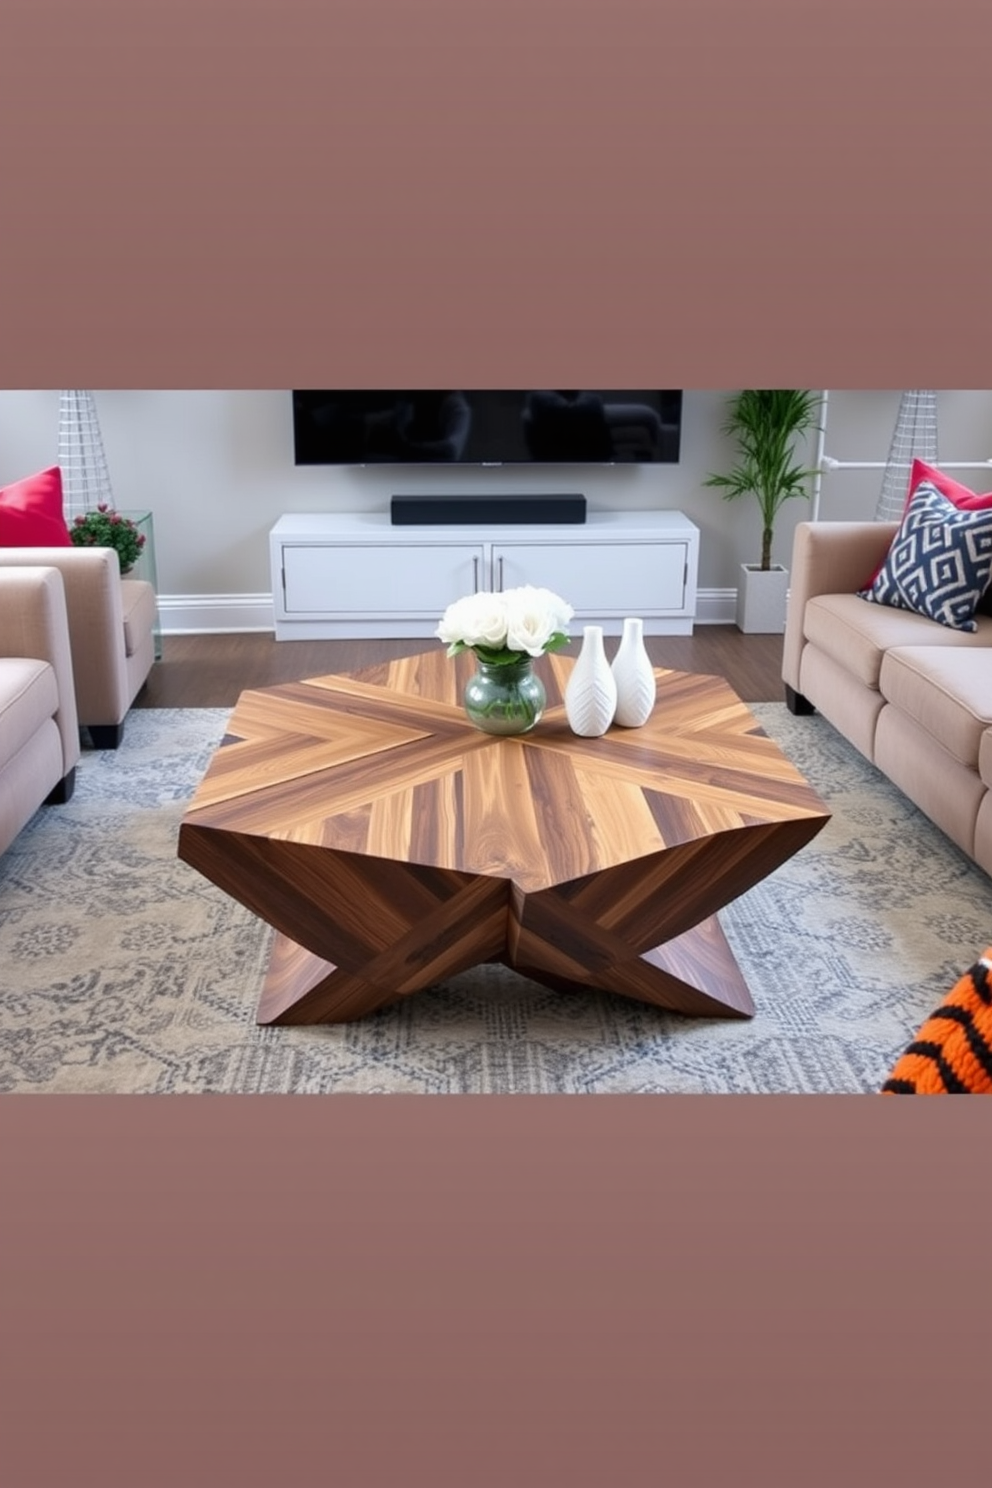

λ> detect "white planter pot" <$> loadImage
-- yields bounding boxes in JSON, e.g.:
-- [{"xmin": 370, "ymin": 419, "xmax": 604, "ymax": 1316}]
[{"xmin": 736, "ymin": 563, "xmax": 789, "ymax": 634}]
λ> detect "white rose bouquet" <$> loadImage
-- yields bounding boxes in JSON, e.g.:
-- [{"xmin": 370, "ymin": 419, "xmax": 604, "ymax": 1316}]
[{"xmin": 436, "ymin": 585, "xmax": 573, "ymax": 666}]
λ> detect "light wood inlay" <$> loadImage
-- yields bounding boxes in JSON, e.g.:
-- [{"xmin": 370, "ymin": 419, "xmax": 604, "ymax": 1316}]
[{"xmin": 178, "ymin": 653, "xmax": 830, "ymax": 1024}]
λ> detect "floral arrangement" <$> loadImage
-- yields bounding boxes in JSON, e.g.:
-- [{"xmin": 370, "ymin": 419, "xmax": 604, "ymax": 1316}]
[
  {"xmin": 436, "ymin": 585, "xmax": 573, "ymax": 665},
  {"xmin": 69, "ymin": 504, "xmax": 146, "ymax": 574}
]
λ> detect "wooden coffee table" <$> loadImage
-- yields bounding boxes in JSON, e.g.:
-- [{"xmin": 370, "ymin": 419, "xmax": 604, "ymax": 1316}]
[{"xmin": 177, "ymin": 650, "xmax": 830, "ymax": 1025}]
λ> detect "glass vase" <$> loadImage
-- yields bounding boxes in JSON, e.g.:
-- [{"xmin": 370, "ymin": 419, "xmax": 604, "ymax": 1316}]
[{"xmin": 463, "ymin": 655, "xmax": 546, "ymax": 736}]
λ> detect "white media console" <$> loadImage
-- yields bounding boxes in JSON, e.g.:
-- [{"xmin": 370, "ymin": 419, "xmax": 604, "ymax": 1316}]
[{"xmin": 269, "ymin": 509, "xmax": 700, "ymax": 640}]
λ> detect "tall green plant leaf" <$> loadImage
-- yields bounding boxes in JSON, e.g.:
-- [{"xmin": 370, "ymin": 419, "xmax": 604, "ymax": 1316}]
[{"xmin": 704, "ymin": 389, "xmax": 823, "ymax": 570}]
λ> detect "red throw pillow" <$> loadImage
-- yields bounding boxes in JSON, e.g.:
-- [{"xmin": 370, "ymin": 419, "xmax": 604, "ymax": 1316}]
[
  {"xmin": 0, "ymin": 466, "xmax": 73, "ymax": 547},
  {"xmin": 908, "ymin": 458, "xmax": 992, "ymax": 512}
]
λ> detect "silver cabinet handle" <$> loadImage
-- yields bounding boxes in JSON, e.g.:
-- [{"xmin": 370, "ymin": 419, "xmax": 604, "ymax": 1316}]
[
  {"xmin": 497, "ymin": 555, "xmax": 504, "ymax": 591},
  {"xmin": 473, "ymin": 556, "xmax": 479, "ymax": 591}
]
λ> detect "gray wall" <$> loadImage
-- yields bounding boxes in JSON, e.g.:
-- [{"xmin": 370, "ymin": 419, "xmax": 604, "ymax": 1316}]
[{"xmin": 2, "ymin": 390, "xmax": 991, "ymax": 615}]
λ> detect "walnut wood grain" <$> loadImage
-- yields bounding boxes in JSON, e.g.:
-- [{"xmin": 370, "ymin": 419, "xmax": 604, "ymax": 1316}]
[{"xmin": 178, "ymin": 651, "xmax": 830, "ymax": 1025}]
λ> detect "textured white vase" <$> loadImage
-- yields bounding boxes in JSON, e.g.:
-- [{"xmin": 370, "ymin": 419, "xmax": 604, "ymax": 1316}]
[
  {"xmin": 564, "ymin": 625, "xmax": 617, "ymax": 737},
  {"xmin": 610, "ymin": 617, "xmax": 656, "ymax": 727}
]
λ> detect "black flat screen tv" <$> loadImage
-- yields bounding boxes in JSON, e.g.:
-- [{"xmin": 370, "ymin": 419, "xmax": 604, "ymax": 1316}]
[{"xmin": 292, "ymin": 390, "xmax": 683, "ymax": 466}]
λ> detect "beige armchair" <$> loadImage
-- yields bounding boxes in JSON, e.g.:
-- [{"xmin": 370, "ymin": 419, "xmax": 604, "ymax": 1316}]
[
  {"xmin": 0, "ymin": 566, "xmax": 81, "ymax": 854},
  {"xmin": 0, "ymin": 546, "xmax": 157, "ymax": 748}
]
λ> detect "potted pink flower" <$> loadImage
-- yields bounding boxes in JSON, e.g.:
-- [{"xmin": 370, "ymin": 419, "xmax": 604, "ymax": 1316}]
[{"xmin": 69, "ymin": 504, "xmax": 146, "ymax": 575}]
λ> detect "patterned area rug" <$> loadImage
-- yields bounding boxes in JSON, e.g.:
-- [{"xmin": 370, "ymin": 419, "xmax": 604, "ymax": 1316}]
[{"xmin": 1, "ymin": 706, "xmax": 989, "ymax": 1094}]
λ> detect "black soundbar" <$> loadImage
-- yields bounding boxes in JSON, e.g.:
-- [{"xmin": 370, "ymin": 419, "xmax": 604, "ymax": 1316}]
[{"xmin": 390, "ymin": 493, "xmax": 587, "ymax": 526}]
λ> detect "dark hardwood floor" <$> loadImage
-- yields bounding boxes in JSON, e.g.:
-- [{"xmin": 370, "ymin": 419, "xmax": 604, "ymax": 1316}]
[{"xmin": 136, "ymin": 628, "xmax": 787, "ymax": 709}]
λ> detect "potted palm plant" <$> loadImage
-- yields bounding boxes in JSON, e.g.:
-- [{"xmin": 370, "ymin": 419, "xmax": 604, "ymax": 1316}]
[{"xmin": 705, "ymin": 389, "xmax": 822, "ymax": 632}]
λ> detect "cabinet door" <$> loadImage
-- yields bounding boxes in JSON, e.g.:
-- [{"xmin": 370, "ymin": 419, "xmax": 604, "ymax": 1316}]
[
  {"xmin": 281, "ymin": 542, "xmax": 484, "ymax": 617},
  {"xmin": 492, "ymin": 540, "xmax": 689, "ymax": 615}
]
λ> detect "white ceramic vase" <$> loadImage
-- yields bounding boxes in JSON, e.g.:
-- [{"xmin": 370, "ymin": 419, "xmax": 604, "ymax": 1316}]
[
  {"xmin": 564, "ymin": 625, "xmax": 617, "ymax": 737},
  {"xmin": 610, "ymin": 616, "xmax": 656, "ymax": 727}
]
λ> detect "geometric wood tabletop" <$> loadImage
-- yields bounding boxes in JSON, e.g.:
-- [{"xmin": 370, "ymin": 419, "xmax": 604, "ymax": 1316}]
[{"xmin": 177, "ymin": 649, "xmax": 831, "ymax": 1026}]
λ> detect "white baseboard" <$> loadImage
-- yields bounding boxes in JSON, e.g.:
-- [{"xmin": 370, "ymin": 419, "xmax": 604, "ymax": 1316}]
[
  {"xmin": 156, "ymin": 594, "xmax": 275, "ymax": 634},
  {"xmin": 156, "ymin": 590, "xmax": 739, "ymax": 635},
  {"xmin": 693, "ymin": 589, "xmax": 738, "ymax": 626}
]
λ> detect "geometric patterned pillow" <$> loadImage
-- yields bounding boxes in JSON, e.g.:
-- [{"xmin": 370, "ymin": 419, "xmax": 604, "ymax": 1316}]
[
  {"xmin": 907, "ymin": 461, "xmax": 992, "ymax": 616},
  {"xmin": 881, "ymin": 949, "xmax": 992, "ymax": 1094},
  {"xmin": 858, "ymin": 480, "xmax": 992, "ymax": 632}
]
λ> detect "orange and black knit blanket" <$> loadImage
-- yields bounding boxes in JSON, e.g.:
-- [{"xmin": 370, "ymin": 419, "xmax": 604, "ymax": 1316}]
[{"xmin": 882, "ymin": 948, "xmax": 992, "ymax": 1094}]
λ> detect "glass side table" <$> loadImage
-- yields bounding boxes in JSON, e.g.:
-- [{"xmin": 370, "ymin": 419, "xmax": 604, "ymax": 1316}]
[
  {"xmin": 121, "ymin": 510, "xmax": 162, "ymax": 660},
  {"xmin": 64, "ymin": 506, "xmax": 163, "ymax": 660}
]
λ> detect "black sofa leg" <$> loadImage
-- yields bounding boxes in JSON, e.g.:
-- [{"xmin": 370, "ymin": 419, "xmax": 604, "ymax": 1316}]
[
  {"xmin": 784, "ymin": 684, "xmax": 816, "ymax": 716},
  {"xmin": 87, "ymin": 723, "xmax": 125, "ymax": 750},
  {"xmin": 45, "ymin": 767, "xmax": 76, "ymax": 805}
]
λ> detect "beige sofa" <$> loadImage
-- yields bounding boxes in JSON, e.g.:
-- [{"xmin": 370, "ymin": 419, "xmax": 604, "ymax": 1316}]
[
  {"xmin": 0, "ymin": 567, "xmax": 81, "ymax": 854},
  {"xmin": 0, "ymin": 546, "xmax": 157, "ymax": 748},
  {"xmin": 782, "ymin": 521, "xmax": 992, "ymax": 877}
]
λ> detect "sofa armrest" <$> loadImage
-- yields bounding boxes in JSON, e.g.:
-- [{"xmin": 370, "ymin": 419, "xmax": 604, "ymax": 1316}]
[
  {"xmin": 0, "ymin": 566, "xmax": 81, "ymax": 771},
  {"xmin": 783, "ymin": 521, "xmax": 898, "ymax": 691},
  {"xmin": 0, "ymin": 546, "xmax": 131, "ymax": 720}
]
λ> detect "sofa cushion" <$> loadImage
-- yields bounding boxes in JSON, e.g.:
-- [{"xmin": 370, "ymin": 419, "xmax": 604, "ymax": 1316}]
[
  {"xmin": 0, "ymin": 658, "xmax": 60, "ymax": 762},
  {"xmin": 879, "ymin": 647, "xmax": 992, "ymax": 768},
  {"xmin": 120, "ymin": 579, "xmax": 157, "ymax": 658},
  {"xmin": 980, "ymin": 731, "xmax": 992, "ymax": 792},
  {"xmin": 858, "ymin": 482, "xmax": 992, "ymax": 632},
  {"xmin": 0, "ymin": 467, "xmax": 73, "ymax": 548},
  {"xmin": 803, "ymin": 593, "xmax": 992, "ymax": 691}
]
